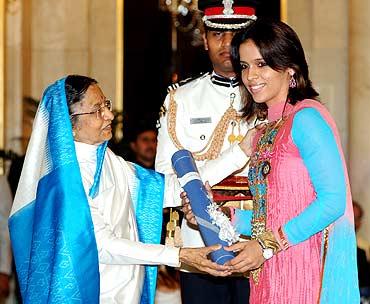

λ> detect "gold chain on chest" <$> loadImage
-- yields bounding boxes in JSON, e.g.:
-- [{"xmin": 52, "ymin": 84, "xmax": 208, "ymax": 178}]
[{"xmin": 167, "ymin": 91, "xmax": 241, "ymax": 161}]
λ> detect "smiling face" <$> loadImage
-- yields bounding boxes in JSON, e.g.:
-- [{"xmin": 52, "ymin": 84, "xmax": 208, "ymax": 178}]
[
  {"xmin": 239, "ymin": 39, "xmax": 293, "ymax": 107},
  {"xmin": 204, "ymin": 30, "xmax": 237, "ymax": 78},
  {"xmin": 72, "ymin": 84, "xmax": 114, "ymax": 145}
]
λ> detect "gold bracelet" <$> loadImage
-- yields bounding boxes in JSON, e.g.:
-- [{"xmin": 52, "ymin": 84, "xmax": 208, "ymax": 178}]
[{"xmin": 256, "ymin": 230, "xmax": 280, "ymax": 254}]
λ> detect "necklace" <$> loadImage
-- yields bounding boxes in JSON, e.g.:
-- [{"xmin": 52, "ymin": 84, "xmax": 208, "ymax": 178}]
[{"xmin": 248, "ymin": 117, "xmax": 285, "ymax": 284}]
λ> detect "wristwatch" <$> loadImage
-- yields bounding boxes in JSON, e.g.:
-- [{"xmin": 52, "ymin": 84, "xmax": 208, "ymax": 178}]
[{"xmin": 257, "ymin": 238, "xmax": 274, "ymax": 260}]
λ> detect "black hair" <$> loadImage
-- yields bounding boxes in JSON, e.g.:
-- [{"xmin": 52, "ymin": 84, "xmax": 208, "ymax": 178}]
[
  {"xmin": 231, "ymin": 18, "xmax": 319, "ymax": 121},
  {"xmin": 65, "ymin": 75, "xmax": 97, "ymax": 125},
  {"xmin": 65, "ymin": 75, "xmax": 98, "ymax": 107}
]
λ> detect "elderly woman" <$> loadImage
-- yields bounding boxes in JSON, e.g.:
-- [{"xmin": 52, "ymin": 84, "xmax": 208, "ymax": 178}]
[{"xmin": 8, "ymin": 75, "xmax": 230, "ymax": 304}]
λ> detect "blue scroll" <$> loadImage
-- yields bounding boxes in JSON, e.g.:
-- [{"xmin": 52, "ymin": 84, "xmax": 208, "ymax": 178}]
[{"xmin": 171, "ymin": 149, "xmax": 235, "ymax": 265}]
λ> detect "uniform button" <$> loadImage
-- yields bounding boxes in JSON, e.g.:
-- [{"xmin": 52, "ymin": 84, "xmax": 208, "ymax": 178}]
[{"xmin": 200, "ymin": 135, "xmax": 206, "ymax": 140}]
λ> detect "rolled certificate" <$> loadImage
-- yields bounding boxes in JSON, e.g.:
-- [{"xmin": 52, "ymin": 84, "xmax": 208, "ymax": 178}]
[{"xmin": 171, "ymin": 149, "xmax": 236, "ymax": 265}]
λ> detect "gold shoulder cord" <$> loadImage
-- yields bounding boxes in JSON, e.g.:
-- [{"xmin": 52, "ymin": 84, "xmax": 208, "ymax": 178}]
[{"xmin": 167, "ymin": 90, "xmax": 241, "ymax": 161}]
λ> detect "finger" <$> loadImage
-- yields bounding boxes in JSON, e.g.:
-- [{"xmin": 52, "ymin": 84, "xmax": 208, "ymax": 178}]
[
  {"xmin": 226, "ymin": 251, "xmax": 253, "ymax": 267},
  {"xmin": 185, "ymin": 210, "xmax": 193, "ymax": 218},
  {"xmin": 231, "ymin": 265, "xmax": 251, "ymax": 274},
  {"xmin": 204, "ymin": 244, "xmax": 222, "ymax": 254},
  {"xmin": 232, "ymin": 254, "xmax": 262, "ymax": 271},
  {"xmin": 209, "ymin": 262, "xmax": 232, "ymax": 271},
  {"xmin": 256, "ymin": 122, "xmax": 267, "ymax": 130},
  {"xmin": 227, "ymin": 255, "xmax": 244, "ymax": 267},
  {"xmin": 182, "ymin": 203, "xmax": 189, "ymax": 212},
  {"xmin": 230, "ymin": 257, "xmax": 250, "ymax": 268},
  {"xmin": 204, "ymin": 268, "xmax": 233, "ymax": 277},
  {"xmin": 182, "ymin": 204, "xmax": 192, "ymax": 215},
  {"xmin": 186, "ymin": 216, "xmax": 197, "ymax": 225},
  {"xmin": 182, "ymin": 201, "xmax": 191, "ymax": 209},
  {"xmin": 181, "ymin": 198, "xmax": 190, "ymax": 207},
  {"xmin": 224, "ymin": 243, "xmax": 244, "ymax": 252},
  {"xmin": 200, "ymin": 260, "xmax": 232, "ymax": 272}
]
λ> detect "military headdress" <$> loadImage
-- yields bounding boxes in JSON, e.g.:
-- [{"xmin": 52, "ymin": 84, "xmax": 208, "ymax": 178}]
[{"xmin": 198, "ymin": 0, "xmax": 258, "ymax": 30}]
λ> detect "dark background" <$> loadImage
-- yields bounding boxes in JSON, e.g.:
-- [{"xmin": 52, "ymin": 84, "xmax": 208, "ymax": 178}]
[{"xmin": 123, "ymin": 0, "xmax": 280, "ymax": 139}]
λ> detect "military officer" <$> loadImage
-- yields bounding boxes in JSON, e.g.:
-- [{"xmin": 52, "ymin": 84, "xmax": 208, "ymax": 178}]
[{"xmin": 155, "ymin": 0, "xmax": 259, "ymax": 303}]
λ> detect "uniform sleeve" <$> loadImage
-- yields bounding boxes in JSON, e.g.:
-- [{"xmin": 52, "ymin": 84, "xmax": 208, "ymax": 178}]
[
  {"xmin": 0, "ymin": 176, "xmax": 12, "ymax": 275},
  {"xmin": 155, "ymin": 94, "xmax": 179, "ymax": 175},
  {"xmin": 198, "ymin": 143, "xmax": 249, "ymax": 186},
  {"xmin": 282, "ymin": 108, "xmax": 346, "ymax": 245}
]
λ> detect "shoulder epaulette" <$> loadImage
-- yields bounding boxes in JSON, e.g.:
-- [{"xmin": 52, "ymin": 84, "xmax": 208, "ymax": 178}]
[{"xmin": 166, "ymin": 72, "xmax": 209, "ymax": 93}]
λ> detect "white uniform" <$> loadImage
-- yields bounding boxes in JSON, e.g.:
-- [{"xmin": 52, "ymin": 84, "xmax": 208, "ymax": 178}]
[
  {"xmin": 75, "ymin": 142, "xmax": 180, "ymax": 304},
  {"xmin": 156, "ymin": 72, "xmax": 252, "ymax": 260}
]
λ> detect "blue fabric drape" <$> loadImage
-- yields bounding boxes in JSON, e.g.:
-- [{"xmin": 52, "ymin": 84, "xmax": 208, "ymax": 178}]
[
  {"xmin": 9, "ymin": 78, "xmax": 100, "ymax": 303},
  {"xmin": 130, "ymin": 164, "xmax": 165, "ymax": 304}
]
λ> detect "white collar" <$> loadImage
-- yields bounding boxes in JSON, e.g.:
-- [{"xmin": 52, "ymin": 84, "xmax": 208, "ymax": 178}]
[{"xmin": 74, "ymin": 141, "xmax": 98, "ymax": 164}]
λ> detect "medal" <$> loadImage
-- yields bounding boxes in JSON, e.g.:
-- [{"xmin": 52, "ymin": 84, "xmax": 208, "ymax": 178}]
[{"xmin": 261, "ymin": 161, "xmax": 271, "ymax": 176}]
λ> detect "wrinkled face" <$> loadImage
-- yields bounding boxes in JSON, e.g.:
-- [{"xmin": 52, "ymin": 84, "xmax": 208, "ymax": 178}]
[
  {"xmin": 203, "ymin": 30, "xmax": 236, "ymax": 78},
  {"xmin": 130, "ymin": 130, "xmax": 157, "ymax": 163},
  {"xmin": 72, "ymin": 84, "xmax": 114, "ymax": 145},
  {"xmin": 239, "ymin": 39, "xmax": 293, "ymax": 107}
]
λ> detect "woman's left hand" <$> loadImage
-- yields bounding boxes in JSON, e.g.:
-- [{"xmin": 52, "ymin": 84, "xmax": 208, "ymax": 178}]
[
  {"xmin": 179, "ymin": 245, "xmax": 233, "ymax": 277},
  {"xmin": 224, "ymin": 240, "xmax": 265, "ymax": 273}
]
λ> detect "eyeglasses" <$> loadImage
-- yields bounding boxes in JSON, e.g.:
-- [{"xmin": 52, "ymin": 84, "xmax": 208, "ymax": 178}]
[{"xmin": 70, "ymin": 100, "xmax": 112, "ymax": 119}]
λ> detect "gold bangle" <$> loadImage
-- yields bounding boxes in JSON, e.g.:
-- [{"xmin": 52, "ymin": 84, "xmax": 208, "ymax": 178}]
[{"xmin": 257, "ymin": 230, "xmax": 280, "ymax": 254}]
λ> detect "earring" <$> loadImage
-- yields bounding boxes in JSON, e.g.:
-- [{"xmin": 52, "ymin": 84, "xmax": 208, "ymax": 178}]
[
  {"xmin": 72, "ymin": 130, "xmax": 76, "ymax": 137},
  {"xmin": 289, "ymin": 75, "xmax": 297, "ymax": 88}
]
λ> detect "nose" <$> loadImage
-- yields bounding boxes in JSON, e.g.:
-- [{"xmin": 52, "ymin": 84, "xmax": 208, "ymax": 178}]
[
  {"xmin": 222, "ymin": 32, "xmax": 234, "ymax": 48},
  {"xmin": 104, "ymin": 108, "xmax": 114, "ymax": 120},
  {"xmin": 246, "ymin": 66, "xmax": 258, "ymax": 82}
]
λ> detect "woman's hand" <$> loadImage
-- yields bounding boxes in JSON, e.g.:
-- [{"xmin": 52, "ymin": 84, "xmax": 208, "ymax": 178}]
[
  {"xmin": 238, "ymin": 123, "xmax": 266, "ymax": 157},
  {"xmin": 224, "ymin": 240, "xmax": 265, "ymax": 273},
  {"xmin": 181, "ymin": 181, "xmax": 213, "ymax": 227},
  {"xmin": 179, "ymin": 244, "xmax": 233, "ymax": 277}
]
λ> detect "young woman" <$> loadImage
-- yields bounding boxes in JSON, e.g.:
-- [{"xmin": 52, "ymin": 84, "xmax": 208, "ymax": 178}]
[{"xmin": 224, "ymin": 19, "xmax": 359, "ymax": 303}]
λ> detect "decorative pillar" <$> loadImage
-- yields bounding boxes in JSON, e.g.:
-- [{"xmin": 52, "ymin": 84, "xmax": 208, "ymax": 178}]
[
  {"xmin": 0, "ymin": 0, "xmax": 4, "ymax": 174},
  {"xmin": 349, "ymin": 1, "xmax": 370, "ymax": 239},
  {"xmin": 287, "ymin": 1, "xmax": 349, "ymax": 155}
]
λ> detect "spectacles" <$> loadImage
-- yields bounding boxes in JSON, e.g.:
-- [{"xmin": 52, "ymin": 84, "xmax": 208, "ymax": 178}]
[{"xmin": 70, "ymin": 100, "xmax": 113, "ymax": 119}]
